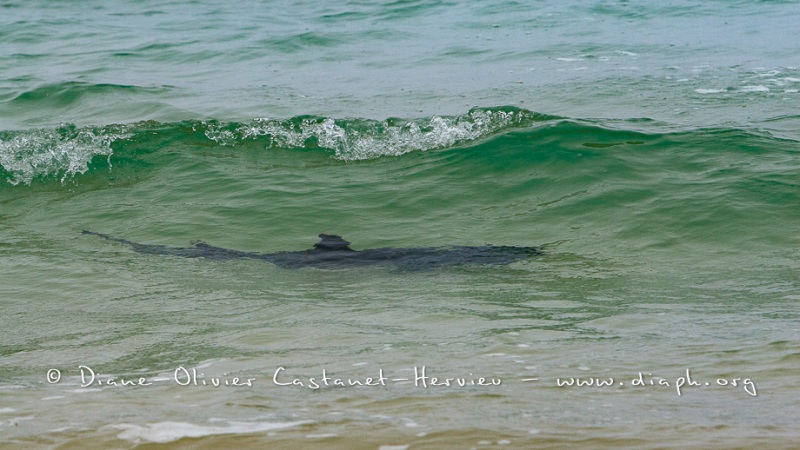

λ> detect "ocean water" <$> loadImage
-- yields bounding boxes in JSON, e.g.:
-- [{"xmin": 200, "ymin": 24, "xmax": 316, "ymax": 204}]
[{"xmin": 1, "ymin": 1, "xmax": 799, "ymax": 449}]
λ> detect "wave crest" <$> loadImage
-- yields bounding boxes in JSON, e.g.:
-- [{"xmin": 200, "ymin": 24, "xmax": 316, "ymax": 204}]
[{"xmin": 201, "ymin": 107, "xmax": 559, "ymax": 159}]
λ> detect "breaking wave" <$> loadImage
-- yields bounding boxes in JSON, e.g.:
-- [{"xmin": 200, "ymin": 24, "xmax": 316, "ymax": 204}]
[{"xmin": 0, "ymin": 107, "xmax": 557, "ymax": 185}]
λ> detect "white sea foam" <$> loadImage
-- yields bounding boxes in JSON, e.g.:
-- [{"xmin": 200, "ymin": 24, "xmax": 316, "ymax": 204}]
[
  {"xmin": 109, "ymin": 420, "xmax": 311, "ymax": 444},
  {"xmin": 739, "ymin": 85, "xmax": 770, "ymax": 93},
  {"xmin": 203, "ymin": 108, "xmax": 552, "ymax": 160},
  {"xmin": 0, "ymin": 124, "xmax": 131, "ymax": 185}
]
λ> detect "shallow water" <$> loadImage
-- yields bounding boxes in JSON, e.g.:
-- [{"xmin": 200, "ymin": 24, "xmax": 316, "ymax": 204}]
[{"xmin": 1, "ymin": 1, "xmax": 799, "ymax": 449}]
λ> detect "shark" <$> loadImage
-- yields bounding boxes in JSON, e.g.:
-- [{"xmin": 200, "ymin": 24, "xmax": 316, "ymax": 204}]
[{"xmin": 82, "ymin": 231, "xmax": 542, "ymax": 270}]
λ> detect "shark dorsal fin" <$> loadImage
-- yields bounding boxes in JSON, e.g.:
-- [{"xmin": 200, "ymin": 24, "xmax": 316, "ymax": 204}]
[{"xmin": 314, "ymin": 234, "xmax": 353, "ymax": 251}]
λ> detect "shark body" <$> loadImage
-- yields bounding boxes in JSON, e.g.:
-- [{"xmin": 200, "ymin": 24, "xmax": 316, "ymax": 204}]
[{"xmin": 82, "ymin": 231, "xmax": 542, "ymax": 270}]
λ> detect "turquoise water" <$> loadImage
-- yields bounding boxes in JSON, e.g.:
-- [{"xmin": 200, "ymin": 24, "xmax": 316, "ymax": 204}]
[{"xmin": 1, "ymin": 1, "xmax": 799, "ymax": 449}]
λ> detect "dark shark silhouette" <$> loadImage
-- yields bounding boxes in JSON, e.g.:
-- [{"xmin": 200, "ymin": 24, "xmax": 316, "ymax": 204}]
[{"xmin": 82, "ymin": 231, "xmax": 542, "ymax": 270}]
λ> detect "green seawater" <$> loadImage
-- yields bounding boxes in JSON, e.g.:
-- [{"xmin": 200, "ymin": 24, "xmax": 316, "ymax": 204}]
[
  {"xmin": 1, "ymin": 0, "xmax": 799, "ymax": 448},
  {"xmin": 2, "ymin": 109, "xmax": 798, "ymax": 448}
]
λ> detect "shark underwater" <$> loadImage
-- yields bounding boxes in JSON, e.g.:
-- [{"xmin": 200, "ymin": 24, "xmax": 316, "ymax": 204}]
[{"xmin": 82, "ymin": 231, "xmax": 542, "ymax": 270}]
